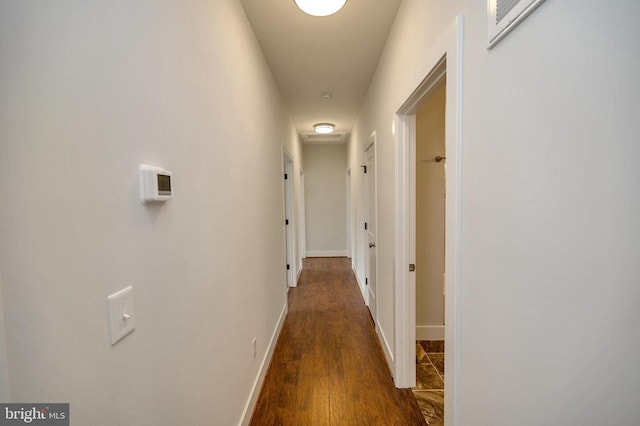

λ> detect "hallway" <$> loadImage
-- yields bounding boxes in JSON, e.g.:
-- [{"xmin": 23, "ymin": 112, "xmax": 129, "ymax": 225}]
[
  {"xmin": 250, "ymin": 258, "xmax": 425, "ymax": 425},
  {"xmin": 2, "ymin": 2, "xmax": 640, "ymax": 424}
]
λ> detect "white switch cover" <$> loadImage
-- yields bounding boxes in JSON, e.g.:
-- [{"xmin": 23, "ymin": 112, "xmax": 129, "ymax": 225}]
[{"xmin": 107, "ymin": 286, "xmax": 135, "ymax": 345}]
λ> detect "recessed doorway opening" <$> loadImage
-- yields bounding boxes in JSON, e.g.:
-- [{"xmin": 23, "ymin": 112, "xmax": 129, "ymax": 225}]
[{"xmin": 393, "ymin": 15, "xmax": 463, "ymax": 425}]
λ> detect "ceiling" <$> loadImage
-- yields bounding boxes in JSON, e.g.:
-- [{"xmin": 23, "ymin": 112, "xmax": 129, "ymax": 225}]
[{"xmin": 240, "ymin": 0, "xmax": 402, "ymax": 140}]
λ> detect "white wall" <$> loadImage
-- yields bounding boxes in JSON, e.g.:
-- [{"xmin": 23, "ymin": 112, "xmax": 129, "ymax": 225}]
[
  {"xmin": 0, "ymin": 1, "xmax": 301, "ymax": 424},
  {"xmin": 349, "ymin": 0, "xmax": 640, "ymax": 424},
  {"xmin": 303, "ymin": 143, "xmax": 348, "ymax": 256}
]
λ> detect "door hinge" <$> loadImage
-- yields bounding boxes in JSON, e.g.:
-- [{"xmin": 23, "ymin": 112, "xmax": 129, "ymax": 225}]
[
  {"xmin": 287, "ymin": 264, "xmax": 290, "ymax": 270},
  {"xmin": 285, "ymin": 219, "xmax": 289, "ymax": 225},
  {"xmin": 284, "ymin": 173, "xmax": 288, "ymax": 179},
  {"xmin": 365, "ymin": 278, "xmax": 368, "ymax": 285},
  {"xmin": 364, "ymin": 222, "xmax": 368, "ymax": 230},
  {"xmin": 361, "ymin": 165, "xmax": 367, "ymax": 174},
  {"xmin": 409, "ymin": 264, "xmax": 416, "ymax": 272}
]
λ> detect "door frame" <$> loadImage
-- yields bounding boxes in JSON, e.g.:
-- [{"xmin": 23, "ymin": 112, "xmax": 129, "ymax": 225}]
[{"xmin": 394, "ymin": 15, "xmax": 464, "ymax": 425}]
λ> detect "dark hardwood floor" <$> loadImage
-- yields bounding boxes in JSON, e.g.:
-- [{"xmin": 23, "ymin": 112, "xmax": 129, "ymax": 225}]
[{"xmin": 250, "ymin": 257, "xmax": 426, "ymax": 425}]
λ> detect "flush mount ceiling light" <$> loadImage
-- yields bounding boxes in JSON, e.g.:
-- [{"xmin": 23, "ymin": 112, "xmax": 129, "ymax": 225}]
[
  {"xmin": 294, "ymin": 0, "xmax": 347, "ymax": 17},
  {"xmin": 314, "ymin": 123, "xmax": 335, "ymax": 134}
]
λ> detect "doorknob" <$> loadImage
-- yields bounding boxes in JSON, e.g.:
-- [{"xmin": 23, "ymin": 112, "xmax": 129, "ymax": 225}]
[{"xmin": 369, "ymin": 243, "xmax": 375, "ymax": 248}]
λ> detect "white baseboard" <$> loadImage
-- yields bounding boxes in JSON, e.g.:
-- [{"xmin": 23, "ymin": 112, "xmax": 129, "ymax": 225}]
[
  {"xmin": 306, "ymin": 250, "xmax": 347, "ymax": 257},
  {"xmin": 352, "ymin": 265, "xmax": 367, "ymax": 303},
  {"xmin": 377, "ymin": 323, "xmax": 394, "ymax": 374},
  {"xmin": 416, "ymin": 325, "xmax": 445, "ymax": 341},
  {"xmin": 296, "ymin": 261, "xmax": 303, "ymax": 283},
  {"xmin": 239, "ymin": 302, "xmax": 288, "ymax": 426}
]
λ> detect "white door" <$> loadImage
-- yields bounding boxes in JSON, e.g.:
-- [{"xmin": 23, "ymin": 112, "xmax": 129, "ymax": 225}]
[
  {"xmin": 364, "ymin": 142, "xmax": 377, "ymax": 322},
  {"xmin": 283, "ymin": 157, "xmax": 295, "ymax": 288}
]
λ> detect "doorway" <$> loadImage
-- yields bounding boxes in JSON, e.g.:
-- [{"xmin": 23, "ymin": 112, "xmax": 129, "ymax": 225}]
[
  {"xmin": 363, "ymin": 135, "xmax": 377, "ymax": 324},
  {"xmin": 412, "ymin": 78, "xmax": 446, "ymax": 426},
  {"xmin": 393, "ymin": 15, "xmax": 463, "ymax": 425},
  {"xmin": 415, "ymin": 83, "xmax": 446, "ymax": 340}
]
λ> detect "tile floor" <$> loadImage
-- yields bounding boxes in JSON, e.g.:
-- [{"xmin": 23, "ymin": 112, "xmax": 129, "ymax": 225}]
[{"xmin": 413, "ymin": 340, "xmax": 445, "ymax": 425}]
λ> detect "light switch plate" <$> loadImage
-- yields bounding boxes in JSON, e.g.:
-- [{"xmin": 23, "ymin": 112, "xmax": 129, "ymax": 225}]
[{"xmin": 107, "ymin": 286, "xmax": 135, "ymax": 345}]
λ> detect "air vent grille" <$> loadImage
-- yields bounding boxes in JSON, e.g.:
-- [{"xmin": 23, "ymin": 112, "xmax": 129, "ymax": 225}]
[
  {"xmin": 487, "ymin": 0, "xmax": 546, "ymax": 49},
  {"xmin": 497, "ymin": 0, "xmax": 520, "ymax": 23}
]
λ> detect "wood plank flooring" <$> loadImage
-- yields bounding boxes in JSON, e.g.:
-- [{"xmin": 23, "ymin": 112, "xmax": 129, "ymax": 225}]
[{"xmin": 250, "ymin": 257, "xmax": 426, "ymax": 425}]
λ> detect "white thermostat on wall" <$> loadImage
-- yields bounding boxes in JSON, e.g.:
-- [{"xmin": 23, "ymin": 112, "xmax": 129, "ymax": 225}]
[{"xmin": 139, "ymin": 164, "xmax": 173, "ymax": 204}]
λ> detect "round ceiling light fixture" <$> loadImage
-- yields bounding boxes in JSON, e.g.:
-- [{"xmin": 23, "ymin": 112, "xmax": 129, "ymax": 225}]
[
  {"xmin": 314, "ymin": 123, "xmax": 335, "ymax": 134},
  {"xmin": 294, "ymin": 0, "xmax": 347, "ymax": 17}
]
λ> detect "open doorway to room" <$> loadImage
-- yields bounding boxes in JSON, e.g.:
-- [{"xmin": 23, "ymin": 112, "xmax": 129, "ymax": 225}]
[
  {"xmin": 393, "ymin": 15, "xmax": 463, "ymax": 426},
  {"xmin": 413, "ymin": 79, "xmax": 446, "ymax": 425}
]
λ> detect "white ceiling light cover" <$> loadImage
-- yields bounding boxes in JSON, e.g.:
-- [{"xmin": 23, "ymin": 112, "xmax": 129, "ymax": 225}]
[
  {"xmin": 314, "ymin": 123, "xmax": 335, "ymax": 134},
  {"xmin": 294, "ymin": 0, "xmax": 347, "ymax": 17}
]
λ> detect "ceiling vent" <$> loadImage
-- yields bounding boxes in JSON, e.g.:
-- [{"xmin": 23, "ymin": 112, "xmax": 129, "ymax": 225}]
[
  {"xmin": 300, "ymin": 132, "xmax": 348, "ymax": 144},
  {"xmin": 487, "ymin": 0, "xmax": 546, "ymax": 48}
]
